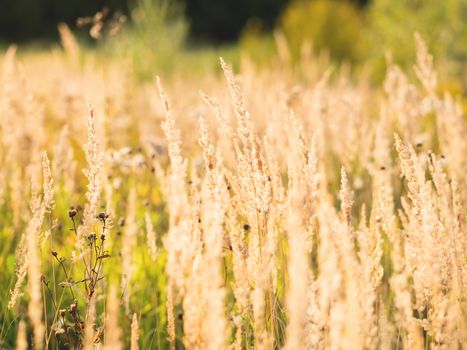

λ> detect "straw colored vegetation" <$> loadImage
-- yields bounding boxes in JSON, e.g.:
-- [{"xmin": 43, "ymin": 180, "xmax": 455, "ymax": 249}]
[{"xmin": 0, "ymin": 32, "xmax": 466, "ymax": 349}]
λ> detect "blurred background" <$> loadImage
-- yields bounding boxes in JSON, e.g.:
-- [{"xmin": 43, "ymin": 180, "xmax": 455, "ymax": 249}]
[{"xmin": 0, "ymin": 0, "xmax": 465, "ymax": 87}]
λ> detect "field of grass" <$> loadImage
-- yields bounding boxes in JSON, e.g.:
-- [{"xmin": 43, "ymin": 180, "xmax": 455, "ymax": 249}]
[{"xmin": 0, "ymin": 30, "xmax": 466, "ymax": 349}]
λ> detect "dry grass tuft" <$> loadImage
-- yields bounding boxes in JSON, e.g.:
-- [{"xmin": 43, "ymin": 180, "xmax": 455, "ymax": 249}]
[{"xmin": 0, "ymin": 34, "xmax": 466, "ymax": 349}]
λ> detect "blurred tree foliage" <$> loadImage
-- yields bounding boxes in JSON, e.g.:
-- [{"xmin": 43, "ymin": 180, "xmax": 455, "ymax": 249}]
[
  {"xmin": 0, "ymin": 0, "xmax": 369, "ymax": 44},
  {"xmin": 279, "ymin": 0, "xmax": 366, "ymax": 63},
  {"xmin": 367, "ymin": 0, "xmax": 467, "ymax": 83},
  {"xmin": 109, "ymin": 0, "xmax": 188, "ymax": 79}
]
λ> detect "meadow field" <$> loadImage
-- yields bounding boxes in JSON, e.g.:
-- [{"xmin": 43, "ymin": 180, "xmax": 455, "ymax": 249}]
[{"xmin": 0, "ymin": 23, "xmax": 466, "ymax": 349}]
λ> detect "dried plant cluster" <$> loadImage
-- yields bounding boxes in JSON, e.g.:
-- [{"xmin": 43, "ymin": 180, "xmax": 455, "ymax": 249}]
[{"xmin": 0, "ymin": 33, "xmax": 466, "ymax": 350}]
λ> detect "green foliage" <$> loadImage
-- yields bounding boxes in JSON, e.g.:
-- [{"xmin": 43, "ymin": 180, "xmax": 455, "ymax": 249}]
[
  {"xmin": 239, "ymin": 20, "xmax": 277, "ymax": 65},
  {"xmin": 279, "ymin": 0, "xmax": 366, "ymax": 63},
  {"xmin": 110, "ymin": 0, "xmax": 188, "ymax": 80},
  {"xmin": 367, "ymin": 0, "xmax": 467, "ymax": 83}
]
